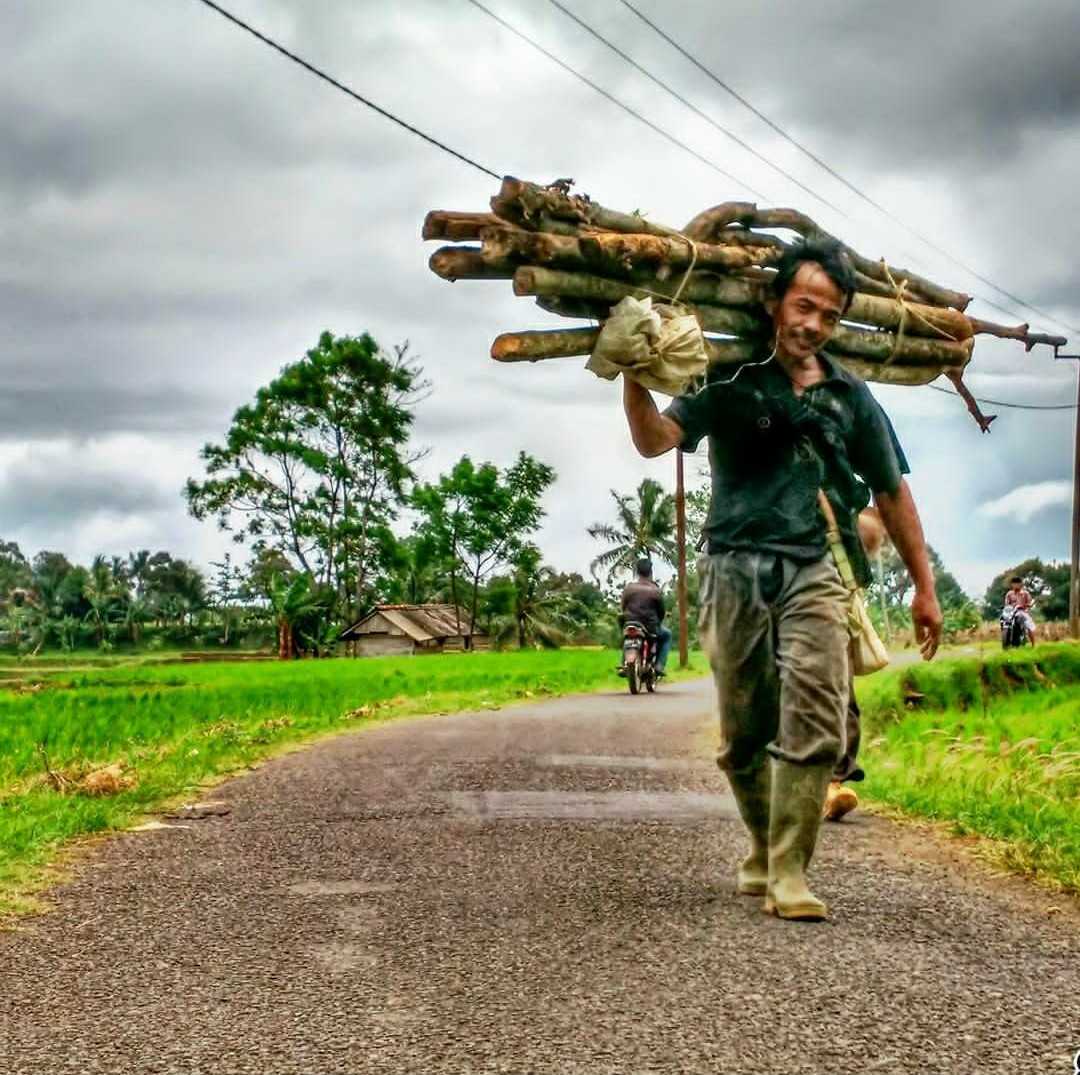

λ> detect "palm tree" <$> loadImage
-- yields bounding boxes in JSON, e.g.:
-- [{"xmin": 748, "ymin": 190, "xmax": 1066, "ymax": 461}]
[
  {"xmin": 587, "ymin": 478, "xmax": 678, "ymax": 583},
  {"xmin": 83, "ymin": 556, "xmax": 121, "ymax": 649},
  {"xmin": 486, "ymin": 546, "xmax": 571, "ymax": 649},
  {"xmin": 267, "ymin": 573, "xmax": 325, "ymax": 660}
]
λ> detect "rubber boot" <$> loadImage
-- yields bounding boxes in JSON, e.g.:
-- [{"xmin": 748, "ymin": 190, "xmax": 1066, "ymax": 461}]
[
  {"xmin": 724, "ymin": 763, "xmax": 771, "ymax": 896},
  {"xmin": 764, "ymin": 760, "xmax": 832, "ymax": 921}
]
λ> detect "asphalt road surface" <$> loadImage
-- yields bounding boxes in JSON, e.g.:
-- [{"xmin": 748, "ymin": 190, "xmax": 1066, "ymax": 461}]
[{"xmin": 2, "ymin": 678, "xmax": 1076, "ymax": 1074}]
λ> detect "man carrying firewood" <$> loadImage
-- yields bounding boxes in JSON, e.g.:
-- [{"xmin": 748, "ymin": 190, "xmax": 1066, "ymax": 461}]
[{"xmin": 620, "ymin": 238, "xmax": 943, "ymax": 921}]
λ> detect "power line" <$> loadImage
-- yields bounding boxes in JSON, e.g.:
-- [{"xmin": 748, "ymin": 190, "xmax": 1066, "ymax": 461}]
[
  {"xmin": 926, "ymin": 383, "xmax": 1077, "ymax": 410},
  {"xmin": 462, "ymin": 0, "xmax": 768, "ymax": 201},
  {"xmin": 191, "ymin": 0, "xmax": 501, "ymax": 181},
  {"xmin": 543, "ymin": 0, "xmax": 843, "ymax": 217},
  {"xmin": 618, "ymin": 0, "xmax": 1080, "ymax": 338}
]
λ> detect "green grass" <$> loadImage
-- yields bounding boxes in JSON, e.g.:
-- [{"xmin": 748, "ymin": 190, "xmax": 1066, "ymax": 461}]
[
  {"xmin": 858, "ymin": 643, "xmax": 1080, "ymax": 893},
  {"xmin": 0, "ymin": 648, "xmax": 706, "ymax": 915}
]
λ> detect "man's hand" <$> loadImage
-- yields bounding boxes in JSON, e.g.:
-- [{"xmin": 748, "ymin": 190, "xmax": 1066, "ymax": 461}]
[{"xmin": 911, "ymin": 587, "xmax": 943, "ymax": 661}]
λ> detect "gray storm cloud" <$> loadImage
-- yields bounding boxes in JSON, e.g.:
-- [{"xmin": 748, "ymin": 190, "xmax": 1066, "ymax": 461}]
[{"xmin": 1, "ymin": 0, "xmax": 1077, "ymax": 594}]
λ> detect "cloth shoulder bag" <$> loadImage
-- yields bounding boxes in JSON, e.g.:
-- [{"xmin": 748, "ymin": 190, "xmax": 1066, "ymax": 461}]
[{"xmin": 817, "ymin": 490, "xmax": 890, "ymax": 677}]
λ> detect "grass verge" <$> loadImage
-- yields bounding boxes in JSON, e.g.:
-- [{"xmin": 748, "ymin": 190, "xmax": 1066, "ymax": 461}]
[
  {"xmin": 858, "ymin": 642, "xmax": 1080, "ymax": 894},
  {"xmin": 0, "ymin": 648, "xmax": 706, "ymax": 917}
]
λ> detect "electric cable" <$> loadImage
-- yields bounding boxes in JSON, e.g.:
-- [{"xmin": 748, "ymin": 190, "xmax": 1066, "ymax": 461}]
[
  {"xmin": 543, "ymin": 0, "xmax": 843, "ymax": 216},
  {"xmin": 462, "ymin": 0, "xmax": 768, "ymax": 200},
  {"xmin": 618, "ymin": 0, "xmax": 1080, "ymax": 337},
  {"xmin": 926, "ymin": 383, "xmax": 1077, "ymax": 410},
  {"xmin": 192, "ymin": 0, "xmax": 501, "ymax": 180}
]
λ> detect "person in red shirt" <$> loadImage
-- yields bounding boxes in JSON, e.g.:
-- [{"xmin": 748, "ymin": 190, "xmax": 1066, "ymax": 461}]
[{"xmin": 1004, "ymin": 576, "xmax": 1036, "ymax": 644}]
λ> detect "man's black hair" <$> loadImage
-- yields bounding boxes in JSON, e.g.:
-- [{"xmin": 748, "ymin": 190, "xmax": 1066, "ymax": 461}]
[
  {"xmin": 636, "ymin": 558, "xmax": 653, "ymax": 578},
  {"xmin": 770, "ymin": 237, "xmax": 857, "ymax": 314},
  {"xmin": 1010, "ymin": 575, "xmax": 1023, "ymax": 584}
]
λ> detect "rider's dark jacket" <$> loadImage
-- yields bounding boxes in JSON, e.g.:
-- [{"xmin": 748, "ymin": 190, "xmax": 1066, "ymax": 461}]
[{"xmin": 621, "ymin": 578, "xmax": 665, "ymax": 634}]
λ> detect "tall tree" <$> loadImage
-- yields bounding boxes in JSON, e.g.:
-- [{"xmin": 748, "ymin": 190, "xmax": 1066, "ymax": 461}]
[
  {"xmin": 412, "ymin": 452, "xmax": 556, "ymax": 639},
  {"xmin": 587, "ymin": 478, "xmax": 677, "ymax": 583},
  {"xmin": 981, "ymin": 558, "xmax": 1070, "ymax": 621},
  {"xmin": 185, "ymin": 332, "xmax": 427, "ymax": 621},
  {"xmin": 0, "ymin": 541, "xmax": 33, "ymax": 597},
  {"xmin": 483, "ymin": 545, "xmax": 571, "ymax": 649}
]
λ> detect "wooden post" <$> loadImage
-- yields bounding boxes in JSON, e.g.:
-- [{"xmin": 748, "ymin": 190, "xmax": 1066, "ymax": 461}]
[
  {"xmin": 676, "ymin": 451, "xmax": 689, "ymax": 668},
  {"xmin": 1071, "ymin": 362, "xmax": 1080, "ymax": 639},
  {"xmin": 876, "ymin": 550, "xmax": 891, "ymax": 644}
]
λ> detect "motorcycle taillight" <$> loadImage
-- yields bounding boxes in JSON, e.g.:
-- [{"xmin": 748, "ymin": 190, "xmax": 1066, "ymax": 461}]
[{"xmin": 625, "ymin": 627, "xmax": 642, "ymax": 638}]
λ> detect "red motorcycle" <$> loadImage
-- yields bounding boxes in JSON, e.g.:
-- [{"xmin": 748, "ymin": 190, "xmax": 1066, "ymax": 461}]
[{"xmin": 618, "ymin": 621, "xmax": 658, "ymax": 695}]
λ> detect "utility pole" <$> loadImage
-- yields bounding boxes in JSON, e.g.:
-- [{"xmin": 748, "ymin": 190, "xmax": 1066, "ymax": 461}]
[
  {"xmin": 675, "ymin": 451, "xmax": 689, "ymax": 668},
  {"xmin": 1054, "ymin": 348, "xmax": 1080, "ymax": 639},
  {"xmin": 1070, "ymin": 358, "xmax": 1080, "ymax": 639}
]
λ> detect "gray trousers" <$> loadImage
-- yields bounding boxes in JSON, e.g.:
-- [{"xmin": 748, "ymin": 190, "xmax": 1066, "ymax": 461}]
[{"xmin": 697, "ymin": 550, "xmax": 851, "ymax": 773}]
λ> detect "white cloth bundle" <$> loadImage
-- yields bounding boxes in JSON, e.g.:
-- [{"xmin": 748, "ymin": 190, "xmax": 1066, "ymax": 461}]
[{"xmin": 586, "ymin": 295, "xmax": 709, "ymax": 397}]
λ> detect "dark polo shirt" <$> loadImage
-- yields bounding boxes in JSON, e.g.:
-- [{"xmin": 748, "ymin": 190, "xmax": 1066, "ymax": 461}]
[{"xmin": 663, "ymin": 351, "xmax": 908, "ymax": 586}]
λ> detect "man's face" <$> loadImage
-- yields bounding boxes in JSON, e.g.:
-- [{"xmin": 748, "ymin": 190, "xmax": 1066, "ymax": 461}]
[
  {"xmin": 1011, "ymin": 580, "xmax": 1022, "ymax": 592},
  {"xmin": 767, "ymin": 262, "xmax": 845, "ymax": 362}
]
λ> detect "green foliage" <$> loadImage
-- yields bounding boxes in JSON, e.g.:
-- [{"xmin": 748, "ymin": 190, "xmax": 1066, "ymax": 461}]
[
  {"xmin": 587, "ymin": 478, "xmax": 677, "ymax": 583},
  {"xmin": 980, "ymin": 558, "xmax": 1070, "ymax": 621},
  {"xmin": 185, "ymin": 332, "xmax": 426, "ymax": 619},
  {"xmin": 483, "ymin": 545, "xmax": 573, "ymax": 649},
  {"xmin": 411, "ymin": 452, "xmax": 556, "ymax": 634},
  {"xmin": 858, "ymin": 644, "xmax": 1080, "ymax": 892}
]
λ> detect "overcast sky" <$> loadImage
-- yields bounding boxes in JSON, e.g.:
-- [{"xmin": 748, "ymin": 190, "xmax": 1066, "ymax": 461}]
[{"xmin": 4, "ymin": 0, "xmax": 1079, "ymax": 597}]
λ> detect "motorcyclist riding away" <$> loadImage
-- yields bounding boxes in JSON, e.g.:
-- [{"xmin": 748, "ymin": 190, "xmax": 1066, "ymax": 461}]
[{"xmin": 620, "ymin": 558, "xmax": 672, "ymax": 677}]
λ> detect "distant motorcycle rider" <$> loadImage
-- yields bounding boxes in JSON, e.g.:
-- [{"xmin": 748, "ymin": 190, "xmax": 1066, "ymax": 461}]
[
  {"xmin": 1004, "ymin": 575, "xmax": 1036, "ymax": 644},
  {"xmin": 620, "ymin": 558, "xmax": 672, "ymax": 676}
]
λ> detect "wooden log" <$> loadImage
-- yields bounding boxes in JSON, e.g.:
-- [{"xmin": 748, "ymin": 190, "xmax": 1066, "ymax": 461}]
[
  {"xmin": 490, "ymin": 328, "xmax": 758, "ymax": 365},
  {"xmin": 682, "ymin": 202, "xmax": 970, "ymax": 310},
  {"xmin": 489, "ymin": 328, "xmax": 967, "ymax": 394},
  {"xmin": 831, "ymin": 326, "xmax": 975, "ymax": 367},
  {"xmin": 827, "ymin": 354, "xmax": 964, "ymax": 386},
  {"xmin": 535, "ymin": 296, "xmax": 610, "ymax": 321},
  {"xmin": 578, "ymin": 231, "xmax": 775, "ymax": 273},
  {"xmin": 480, "ymin": 227, "xmax": 589, "ymax": 270},
  {"xmin": 967, "ymin": 317, "xmax": 1067, "ymax": 351},
  {"xmin": 491, "ymin": 176, "xmax": 677, "ymax": 238},
  {"xmin": 846, "ymin": 292, "xmax": 973, "ymax": 340},
  {"xmin": 422, "ymin": 211, "xmax": 503, "ymax": 241},
  {"xmin": 512, "ymin": 264, "xmax": 762, "ymax": 311},
  {"xmin": 492, "ymin": 328, "xmax": 600, "ymax": 361},
  {"xmin": 513, "ymin": 266, "xmax": 767, "ymax": 336},
  {"xmin": 428, "ymin": 246, "xmax": 515, "ymax": 281}
]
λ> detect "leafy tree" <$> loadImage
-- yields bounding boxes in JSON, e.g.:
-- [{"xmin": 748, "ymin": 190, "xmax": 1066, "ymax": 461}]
[
  {"xmin": 483, "ymin": 545, "xmax": 572, "ymax": 649},
  {"xmin": 0, "ymin": 541, "xmax": 33, "ymax": 597},
  {"xmin": 866, "ymin": 544, "xmax": 970, "ymax": 614},
  {"xmin": 208, "ymin": 553, "xmax": 247, "ymax": 645},
  {"xmin": 587, "ymin": 478, "xmax": 677, "ymax": 583},
  {"xmin": 379, "ymin": 533, "xmax": 450, "ymax": 607},
  {"xmin": 186, "ymin": 332, "xmax": 426, "ymax": 621},
  {"xmin": 981, "ymin": 558, "xmax": 1070, "ymax": 621},
  {"xmin": 412, "ymin": 452, "xmax": 556, "ymax": 640}
]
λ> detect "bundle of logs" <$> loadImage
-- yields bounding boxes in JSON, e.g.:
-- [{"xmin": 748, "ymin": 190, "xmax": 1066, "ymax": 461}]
[{"xmin": 424, "ymin": 177, "xmax": 1067, "ymax": 431}]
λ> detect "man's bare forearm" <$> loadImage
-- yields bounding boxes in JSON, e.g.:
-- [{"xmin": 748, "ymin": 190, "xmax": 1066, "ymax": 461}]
[
  {"xmin": 623, "ymin": 378, "xmax": 683, "ymax": 457},
  {"xmin": 874, "ymin": 479, "xmax": 934, "ymax": 592}
]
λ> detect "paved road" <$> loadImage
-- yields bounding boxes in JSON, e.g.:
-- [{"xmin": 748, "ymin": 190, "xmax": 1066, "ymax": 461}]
[{"xmin": 2, "ymin": 679, "xmax": 1076, "ymax": 1074}]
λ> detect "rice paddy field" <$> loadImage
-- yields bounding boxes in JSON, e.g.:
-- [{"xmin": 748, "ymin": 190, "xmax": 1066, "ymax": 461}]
[{"xmin": 0, "ymin": 648, "xmax": 707, "ymax": 913}]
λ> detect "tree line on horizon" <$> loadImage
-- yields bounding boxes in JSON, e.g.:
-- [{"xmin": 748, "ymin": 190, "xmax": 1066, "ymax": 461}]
[{"xmin": 0, "ymin": 331, "xmax": 1069, "ymax": 656}]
